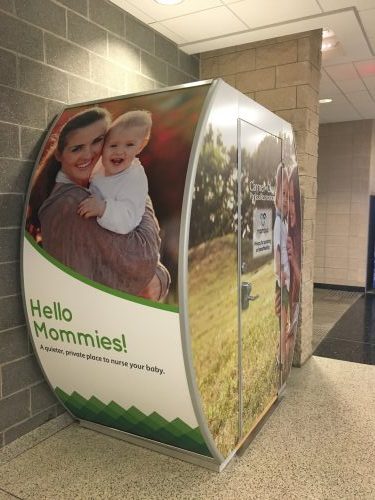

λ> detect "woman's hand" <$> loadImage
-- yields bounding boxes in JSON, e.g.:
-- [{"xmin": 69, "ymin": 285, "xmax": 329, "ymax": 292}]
[
  {"xmin": 77, "ymin": 196, "xmax": 106, "ymax": 218},
  {"xmin": 139, "ymin": 274, "xmax": 161, "ymax": 301}
]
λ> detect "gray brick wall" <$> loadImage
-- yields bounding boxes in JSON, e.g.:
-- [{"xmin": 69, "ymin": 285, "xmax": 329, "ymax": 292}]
[{"xmin": 0, "ymin": 0, "xmax": 199, "ymax": 448}]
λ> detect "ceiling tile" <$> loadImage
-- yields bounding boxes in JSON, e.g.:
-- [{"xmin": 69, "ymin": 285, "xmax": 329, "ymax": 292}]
[
  {"xmin": 346, "ymin": 90, "xmax": 375, "ymax": 117},
  {"xmin": 155, "ymin": 6, "xmax": 248, "ymax": 42},
  {"xmin": 123, "ymin": 0, "xmax": 222, "ymax": 22},
  {"xmin": 355, "ymin": 59, "xmax": 375, "ymax": 77},
  {"xmin": 110, "ymin": 0, "xmax": 156, "ymax": 23},
  {"xmin": 319, "ymin": 0, "xmax": 375, "ymax": 11},
  {"xmin": 363, "ymin": 75, "xmax": 375, "ymax": 90},
  {"xmin": 319, "ymin": 94, "xmax": 361, "ymax": 122},
  {"xmin": 359, "ymin": 8, "xmax": 375, "ymax": 38},
  {"xmin": 228, "ymin": 0, "xmax": 321, "ymax": 28},
  {"xmin": 325, "ymin": 63, "xmax": 358, "ymax": 80},
  {"xmin": 319, "ymin": 70, "xmax": 343, "ymax": 97},
  {"xmin": 151, "ymin": 23, "xmax": 187, "ymax": 44},
  {"xmin": 336, "ymin": 78, "xmax": 366, "ymax": 92}
]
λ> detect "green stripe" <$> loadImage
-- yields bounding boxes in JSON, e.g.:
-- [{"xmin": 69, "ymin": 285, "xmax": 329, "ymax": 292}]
[{"xmin": 24, "ymin": 232, "xmax": 179, "ymax": 313}]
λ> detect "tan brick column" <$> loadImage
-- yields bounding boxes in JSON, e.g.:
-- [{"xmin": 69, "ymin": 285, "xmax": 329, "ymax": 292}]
[{"xmin": 200, "ymin": 30, "xmax": 322, "ymax": 365}]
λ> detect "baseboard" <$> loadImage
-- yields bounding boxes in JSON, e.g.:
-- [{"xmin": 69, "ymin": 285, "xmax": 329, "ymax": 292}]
[{"xmin": 314, "ymin": 283, "xmax": 365, "ymax": 293}]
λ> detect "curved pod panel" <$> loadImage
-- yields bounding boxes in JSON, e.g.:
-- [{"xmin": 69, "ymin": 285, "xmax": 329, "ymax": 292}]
[{"xmin": 21, "ymin": 79, "xmax": 301, "ymax": 469}]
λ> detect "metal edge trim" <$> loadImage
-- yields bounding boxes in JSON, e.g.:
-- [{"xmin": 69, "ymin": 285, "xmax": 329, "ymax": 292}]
[
  {"xmin": 178, "ymin": 78, "xmax": 224, "ymax": 464},
  {"xmin": 237, "ymin": 117, "xmax": 243, "ymax": 440},
  {"xmin": 62, "ymin": 79, "xmax": 215, "ymax": 111},
  {"xmin": 78, "ymin": 419, "xmax": 222, "ymax": 472}
]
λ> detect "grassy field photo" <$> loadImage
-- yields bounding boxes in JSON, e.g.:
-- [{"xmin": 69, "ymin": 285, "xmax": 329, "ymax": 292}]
[
  {"xmin": 188, "ymin": 233, "xmax": 238, "ymax": 457},
  {"xmin": 188, "ymin": 234, "xmax": 279, "ymax": 456}
]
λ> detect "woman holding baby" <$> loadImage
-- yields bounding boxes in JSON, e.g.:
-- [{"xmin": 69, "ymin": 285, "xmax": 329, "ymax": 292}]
[{"xmin": 27, "ymin": 107, "xmax": 169, "ymax": 301}]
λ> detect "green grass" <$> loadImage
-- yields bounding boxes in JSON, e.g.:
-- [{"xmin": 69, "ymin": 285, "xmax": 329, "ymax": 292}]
[{"xmin": 188, "ymin": 234, "xmax": 279, "ymax": 456}]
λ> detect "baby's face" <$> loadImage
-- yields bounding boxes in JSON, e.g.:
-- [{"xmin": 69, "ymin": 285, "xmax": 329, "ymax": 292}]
[{"xmin": 102, "ymin": 125, "xmax": 147, "ymax": 176}]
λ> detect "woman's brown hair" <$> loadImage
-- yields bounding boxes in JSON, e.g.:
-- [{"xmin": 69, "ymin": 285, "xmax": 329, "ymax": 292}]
[{"xmin": 26, "ymin": 107, "xmax": 111, "ymax": 238}]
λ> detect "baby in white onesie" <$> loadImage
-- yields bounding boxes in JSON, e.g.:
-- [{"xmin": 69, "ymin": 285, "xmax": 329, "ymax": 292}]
[{"xmin": 78, "ymin": 110, "xmax": 151, "ymax": 234}]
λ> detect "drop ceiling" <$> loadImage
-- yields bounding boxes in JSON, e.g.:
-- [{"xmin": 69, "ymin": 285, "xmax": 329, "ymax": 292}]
[{"xmin": 111, "ymin": 0, "xmax": 375, "ymax": 123}]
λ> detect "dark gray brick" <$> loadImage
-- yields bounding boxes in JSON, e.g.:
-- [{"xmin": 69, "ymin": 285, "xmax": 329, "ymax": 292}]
[
  {"xmin": 5, "ymin": 406, "xmax": 57, "ymax": 445},
  {"xmin": 0, "ymin": 228, "xmax": 20, "ymax": 262},
  {"xmin": 0, "ymin": 159, "xmax": 33, "ymax": 193},
  {"xmin": 0, "ymin": 262, "xmax": 20, "ymax": 295},
  {"xmin": 68, "ymin": 75, "xmax": 107, "ymax": 104},
  {"xmin": 68, "ymin": 11, "xmax": 107, "ymax": 56},
  {"xmin": 141, "ymin": 52, "xmax": 167, "ymax": 84},
  {"xmin": 90, "ymin": 54, "xmax": 126, "ymax": 91},
  {"xmin": 0, "ymin": 295, "xmax": 24, "ymax": 331},
  {"xmin": 126, "ymin": 72, "xmax": 154, "ymax": 93},
  {"xmin": 31, "ymin": 381, "xmax": 58, "ymax": 413},
  {"xmin": 19, "ymin": 58, "xmax": 68, "ymax": 103},
  {"xmin": 46, "ymin": 100, "xmax": 65, "ymax": 128},
  {"xmin": 89, "ymin": 0, "xmax": 124, "ymax": 37},
  {"xmin": 0, "ymin": 48, "xmax": 16, "ymax": 87},
  {"xmin": 21, "ymin": 127, "xmax": 46, "ymax": 161},
  {"xmin": 15, "ymin": 0, "xmax": 66, "ymax": 38},
  {"xmin": 0, "ymin": 390, "xmax": 29, "ymax": 432},
  {"xmin": 108, "ymin": 34, "xmax": 140, "ymax": 71},
  {"xmin": 2, "ymin": 355, "xmax": 43, "ymax": 396},
  {"xmin": 125, "ymin": 14, "xmax": 154, "ymax": 53},
  {"xmin": 0, "ymin": 87, "xmax": 45, "ymax": 128},
  {"xmin": 167, "ymin": 66, "xmax": 191, "ymax": 86},
  {"xmin": 0, "ymin": 194, "xmax": 24, "ymax": 227},
  {"xmin": 45, "ymin": 33, "xmax": 90, "ymax": 78},
  {"xmin": 156, "ymin": 34, "xmax": 178, "ymax": 66},
  {"xmin": 0, "ymin": 0, "xmax": 14, "ymax": 12},
  {"xmin": 0, "ymin": 325, "xmax": 29, "ymax": 364},
  {"xmin": 58, "ymin": 0, "xmax": 87, "ymax": 16},
  {"xmin": 0, "ymin": 122, "xmax": 19, "ymax": 158},
  {"xmin": 0, "ymin": 11, "xmax": 44, "ymax": 61},
  {"xmin": 179, "ymin": 50, "xmax": 200, "ymax": 78}
]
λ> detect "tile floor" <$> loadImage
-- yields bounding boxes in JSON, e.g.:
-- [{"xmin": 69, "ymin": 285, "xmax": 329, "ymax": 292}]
[
  {"xmin": 0, "ymin": 355, "xmax": 374, "ymax": 499},
  {"xmin": 1, "ymin": 289, "xmax": 374, "ymax": 499},
  {"xmin": 314, "ymin": 290, "xmax": 375, "ymax": 365}
]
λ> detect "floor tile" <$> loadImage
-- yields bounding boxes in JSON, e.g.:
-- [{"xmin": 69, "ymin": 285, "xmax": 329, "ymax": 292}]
[
  {"xmin": 314, "ymin": 338, "xmax": 375, "ymax": 365},
  {"xmin": 0, "ymin": 357, "xmax": 374, "ymax": 500}
]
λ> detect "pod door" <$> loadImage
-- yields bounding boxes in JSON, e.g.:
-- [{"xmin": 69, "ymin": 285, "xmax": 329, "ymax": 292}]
[{"xmin": 239, "ymin": 120, "xmax": 281, "ymax": 438}]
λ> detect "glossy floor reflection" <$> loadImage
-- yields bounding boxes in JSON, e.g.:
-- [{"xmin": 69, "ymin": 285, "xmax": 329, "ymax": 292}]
[{"xmin": 314, "ymin": 293, "xmax": 375, "ymax": 365}]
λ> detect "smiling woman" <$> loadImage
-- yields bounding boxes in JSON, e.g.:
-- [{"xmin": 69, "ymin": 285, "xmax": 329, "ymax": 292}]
[{"xmin": 26, "ymin": 106, "xmax": 170, "ymax": 301}]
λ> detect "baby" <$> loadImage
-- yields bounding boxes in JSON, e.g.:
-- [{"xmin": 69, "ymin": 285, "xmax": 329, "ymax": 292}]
[
  {"xmin": 273, "ymin": 162, "xmax": 290, "ymax": 370},
  {"xmin": 78, "ymin": 110, "xmax": 151, "ymax": 234}
]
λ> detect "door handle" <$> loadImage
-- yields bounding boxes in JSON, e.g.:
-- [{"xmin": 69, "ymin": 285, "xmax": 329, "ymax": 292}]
[{"xmin": 241, "ymin": 282, "xmax": 259, "ymax": 310}]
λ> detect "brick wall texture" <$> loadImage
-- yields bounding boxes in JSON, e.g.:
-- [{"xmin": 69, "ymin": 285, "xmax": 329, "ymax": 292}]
[
  {"xmin": 315, "ymin": 120, "xmax": 374, "ymax": 287},
  {"xmin": 0, "ymin": 0, "xmax": 198, "ymax": 448},
  {"xmin": 201, "ymin": 30, "xmax": 322, "ymax": 366}
]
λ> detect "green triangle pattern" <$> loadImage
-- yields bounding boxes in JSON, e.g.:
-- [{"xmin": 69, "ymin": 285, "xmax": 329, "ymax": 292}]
[{"xmin": 55, "ymin": 387, "xmax": 212, "ymax": 457}]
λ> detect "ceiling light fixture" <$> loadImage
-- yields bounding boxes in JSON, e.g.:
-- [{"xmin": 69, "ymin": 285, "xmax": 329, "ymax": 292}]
[
  {"xmin": 321, "ymin": 38, "xmax": 338, "ymax": 52},
  {"xmin": 322, "ymin": 28, "xmax": 335, "ymax": 39},
  {"xmin": 319, "ymin": 98, "xmax": 333, "ymax": 104},
  {"xmin": 154, "ymin": 0, "xmax": 184, "ymax": 5}
]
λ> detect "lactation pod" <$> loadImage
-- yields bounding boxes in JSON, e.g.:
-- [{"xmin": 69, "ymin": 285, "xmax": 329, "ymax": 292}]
[{"xmin": 22, "ymin": 79, "xmax": 301, "ymax": 471}]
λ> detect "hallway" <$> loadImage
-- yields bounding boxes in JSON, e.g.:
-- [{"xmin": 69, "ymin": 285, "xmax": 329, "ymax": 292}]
[{"xmin": 314, "ymin": 289, "xmax": 375, "ymax": 365}]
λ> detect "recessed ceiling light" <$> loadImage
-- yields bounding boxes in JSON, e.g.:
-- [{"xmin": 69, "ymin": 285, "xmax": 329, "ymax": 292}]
[
  {"xmin": 321, "ymin": 38, "xmax": 338, "ymax": 52},
  {"xmin": 322, "ymin": 28, "xmax": 335, "ymax": 39},
  {"xmin": 154, "ymin": 0, "xmax": 184, "ymax": 4},
  {"xmin": 319, "ymin": 98, "xmax": 333, "ymax": 104}
]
